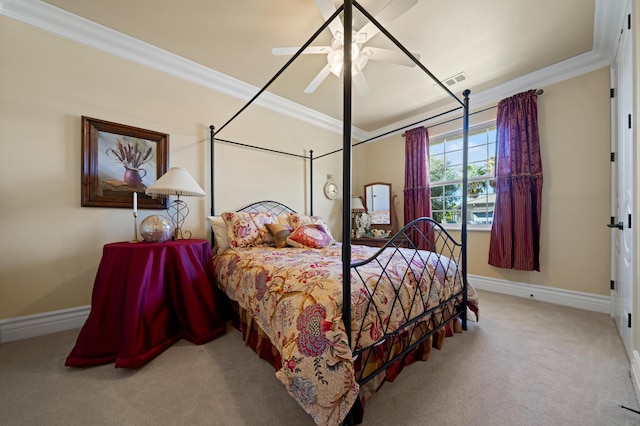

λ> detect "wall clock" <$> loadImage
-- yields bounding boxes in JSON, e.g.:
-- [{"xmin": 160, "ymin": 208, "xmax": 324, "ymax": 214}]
[{"xmin": 324, "ymin": 180, "xmax": 338, "ymax": 200}]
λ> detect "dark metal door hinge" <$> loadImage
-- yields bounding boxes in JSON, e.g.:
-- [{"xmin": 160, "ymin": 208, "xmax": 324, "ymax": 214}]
[
  {"xmin": 611, "ymin": 152, "xmax": 615, "ymax": 162},
  {"xmin": 611, "ymin": 88, "xmax": 615, "ymax": 98},
  {"xmin": 611, "ymin": 280, "xmax": 615, "ymax": 291},
  {"xmin": 608, "ymin": 217, "xmax": 624, "ymax": 230},
  {"xmin": 628, "ymin": 313, "xmax": 632, "ymax": 328}
]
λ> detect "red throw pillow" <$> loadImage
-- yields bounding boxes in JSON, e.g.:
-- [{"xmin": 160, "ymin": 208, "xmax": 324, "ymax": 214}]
[{"xmin": 286, "ymin": 224, "xmax": 333, "ymax": 249}]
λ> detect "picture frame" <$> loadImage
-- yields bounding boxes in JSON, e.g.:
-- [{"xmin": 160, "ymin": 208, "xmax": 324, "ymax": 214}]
[{"xmin": 81, "ymin": 116, "xmax": 169, "ymax": 209}]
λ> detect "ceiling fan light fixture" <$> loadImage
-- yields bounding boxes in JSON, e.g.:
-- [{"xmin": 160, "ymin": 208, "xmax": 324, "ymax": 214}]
[
  {"xmin": 326, "ymin": 38, "xmax": 361, "ymax": 77},
  {"xmin": 327, "ymin": 50, "xmax": 344, "ymax": 76},
  {"xmin": 329, "ymin": 63, "xmax": 343, "ymax": 77},
  {"xmin": 274, "ymin": 0, "xmax": 419, "ymax": 94},
  {"xmin": 351, "ymin": 43, "xmax": 360, "ymax": 61},
  {"xmin": 327, "ymin": 49, "xmax": 343, "ymax": 65}
]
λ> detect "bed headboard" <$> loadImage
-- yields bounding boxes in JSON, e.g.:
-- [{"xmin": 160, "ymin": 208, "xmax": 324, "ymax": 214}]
[
  {"xmin": 209, "ymin": 200, "xmax": 297, "ymax": 251},
  {"xmin": 236, "ymin": 200, "xmax": 297, "ymax": 215}
]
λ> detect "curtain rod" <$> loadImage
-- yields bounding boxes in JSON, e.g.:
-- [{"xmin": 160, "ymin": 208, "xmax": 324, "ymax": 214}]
[{"xmin": 402, "ymin": 89, "xmax": 544, "ymax": 136}]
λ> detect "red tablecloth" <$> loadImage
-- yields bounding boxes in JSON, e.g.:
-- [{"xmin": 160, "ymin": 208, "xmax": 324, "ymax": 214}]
[{"xmin": 66, "ymin": 239, "xmax": 225, "ymax": 368}]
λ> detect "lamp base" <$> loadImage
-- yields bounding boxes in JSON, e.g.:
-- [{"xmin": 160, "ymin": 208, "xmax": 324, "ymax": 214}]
[
  {"xmin": 172, "ymin": 227, "xmax": 193, "ymax": 240},
  {"xmin": 168, "ymin": 198, "xmax": 192, "ymax": 240}
]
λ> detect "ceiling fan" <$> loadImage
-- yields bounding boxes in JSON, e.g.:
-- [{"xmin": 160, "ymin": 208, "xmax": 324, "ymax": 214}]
[{"xmin": 272, "ymin": 0, "xmax": 421, "ymax": 95}]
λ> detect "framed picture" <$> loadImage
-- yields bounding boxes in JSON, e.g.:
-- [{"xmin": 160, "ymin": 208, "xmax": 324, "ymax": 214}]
[{"xmin": 81, "ymin": 116, "xmax": 169, "ymax": 209}]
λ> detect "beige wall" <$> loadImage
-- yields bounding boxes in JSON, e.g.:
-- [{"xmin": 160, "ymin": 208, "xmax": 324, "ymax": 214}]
[
  {"xmin": 0, "ymin": 18, "xmax": 343, "ymax": 319},
  {"xmin": 358, "ymin": 67, "xmax": 612, "ymax": 296},
  {"xmin": 0, "ymin": 16, "xmax": 612, "ymax": 321}
]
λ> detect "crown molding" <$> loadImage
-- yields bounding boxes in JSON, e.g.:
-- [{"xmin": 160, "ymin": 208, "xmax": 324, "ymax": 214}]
[
  {"xmin": 593, "ymin": 0, "xmax": 628, "ymax": 63},
  {"xmin": 1, "ymin": 0, "xmax": 369, "ymax": 139},
  {"xmin": 372, "ymin": 47, "xmax": 612, "ymax": 138},
  {"xmin": 368, "ymin": 0, "xmax": 619, "ymax": 140},
  {"xmin": 1, "ymin": 0, "xmax": 616, "ymax": 141}
]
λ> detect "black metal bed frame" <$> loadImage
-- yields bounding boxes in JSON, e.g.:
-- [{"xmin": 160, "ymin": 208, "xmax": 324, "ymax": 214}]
[
  {"xmin": 232, "ymin": 199, "xmax": 468, "ymax": 387},
  {"xmin": 348, "ymin": 215, "xmax": 466, "ymax": 382},
  {"xmin": 209, "ymin": 1, "xmax": 470, "ymax": 423}
]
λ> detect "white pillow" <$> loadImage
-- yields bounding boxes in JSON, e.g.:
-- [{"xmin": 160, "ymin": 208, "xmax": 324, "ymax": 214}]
[{"xmin": 207, "ymin": 216, "xmax": 230, "ymax": 251}]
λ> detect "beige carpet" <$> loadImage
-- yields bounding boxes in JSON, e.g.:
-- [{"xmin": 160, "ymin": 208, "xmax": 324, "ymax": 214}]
[{"xmin": 1, "ymin": 290, "xmax": 639, "ymax": 425}]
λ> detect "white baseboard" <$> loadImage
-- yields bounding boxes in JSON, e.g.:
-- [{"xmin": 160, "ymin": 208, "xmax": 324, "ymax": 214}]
[
  {"xmin": 0, "ymin": 275, "xmax": 611, "ymax": 343},
  {"xmin": 468, "ymin": 274, "xmax": 611, "ymax": 314},
  {"xmin": 0, "ymin": 305, "xmax": 90, "ymax": 343}
]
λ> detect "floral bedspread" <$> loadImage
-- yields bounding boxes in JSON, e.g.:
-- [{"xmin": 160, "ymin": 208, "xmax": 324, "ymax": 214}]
[{"xmin": 212, "ymin": 244, "xmax": 477, "ymax": 425}]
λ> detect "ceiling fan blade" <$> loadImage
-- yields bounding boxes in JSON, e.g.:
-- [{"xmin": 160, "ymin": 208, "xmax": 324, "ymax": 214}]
[
  {"xmin": 304, "ymin": 64, "xmax": 332, "ymax": 94},
  {"xmin": 356, "ymin": 0, "xmax": 418, "ymax": 43},
  {"xmin": 364, "ymin": 47, "xmax": 420, "ymax": 67},
  {"xmin": 313, "ymin": 0, "xmax": 344, "ymax": 38},
  {"xmin": 272, "ymin": 46, "xmax": 331, "ymax": 56},
  {"xmin": 353, "ymin": 70, "xmax": 370, "ymax": 96}
]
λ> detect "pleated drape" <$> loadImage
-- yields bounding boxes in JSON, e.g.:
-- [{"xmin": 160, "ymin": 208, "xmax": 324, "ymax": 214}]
[
  {"xmin": 488, "ymin": 90, "xmax": 543, "ymax": 271},
  {"xmin": 403, "ymin": 127, "xmax": 432, "ymax": 249}
]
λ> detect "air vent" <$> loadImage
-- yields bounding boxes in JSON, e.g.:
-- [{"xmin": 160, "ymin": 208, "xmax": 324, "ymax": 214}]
[{"xmin": 436, "ymin": 72, "xmax": 468, "ymax": 87}]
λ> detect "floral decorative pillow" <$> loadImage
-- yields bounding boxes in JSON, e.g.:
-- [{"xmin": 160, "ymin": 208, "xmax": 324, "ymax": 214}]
[
  {"xmin": 286, "ymin": 224, "xmax": 333, "ymax": 249},
  {"xmin": 222, "ymin": 211, "xmax": 277, "ymax": 248},
  {"xmin": 265, "ymin": 223, "xmax": 293, "ymax": 248},
  {"xmin": 288, "ymin": 213, "xmax": 334, "ymax": 242},
  {"xmin": 277, "ymin": 214, "xmax": 292, "ymax": 226}
]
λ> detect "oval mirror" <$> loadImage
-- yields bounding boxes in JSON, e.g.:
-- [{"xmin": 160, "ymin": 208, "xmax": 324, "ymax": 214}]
[{"xmin": 364, "ymin": 182, "xmax": 392, "ymax": 225}]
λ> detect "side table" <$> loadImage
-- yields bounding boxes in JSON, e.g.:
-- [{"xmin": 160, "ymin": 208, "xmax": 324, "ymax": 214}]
[{"xmin": 66, "ymin": 239, "xmax": 226, "ymax": 368}]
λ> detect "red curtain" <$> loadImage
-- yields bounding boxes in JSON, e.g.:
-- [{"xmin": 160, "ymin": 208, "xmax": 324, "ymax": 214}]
[
  {"xmin": 488, "ymin": 90, "xmax": 543, "ymax": 271},
  {"xmin": 403, "ymin": 127, "xmax": 432, "ymax": 249}
]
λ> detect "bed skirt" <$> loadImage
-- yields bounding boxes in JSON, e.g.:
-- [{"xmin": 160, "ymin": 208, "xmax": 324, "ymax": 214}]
[{"xmin": 221, "ymin": 293, "xmax": 464, "ymax": 424}]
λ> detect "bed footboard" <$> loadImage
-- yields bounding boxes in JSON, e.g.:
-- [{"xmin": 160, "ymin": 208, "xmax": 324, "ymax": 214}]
[{"xmin": 349, "ymin": 217, "xmax": 468, "ymax": 387}]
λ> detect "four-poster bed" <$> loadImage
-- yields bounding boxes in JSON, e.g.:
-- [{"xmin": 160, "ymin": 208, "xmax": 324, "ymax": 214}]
[{"xmin": 208, "ymin": 1, "xmax": 476, "ymax": 424}]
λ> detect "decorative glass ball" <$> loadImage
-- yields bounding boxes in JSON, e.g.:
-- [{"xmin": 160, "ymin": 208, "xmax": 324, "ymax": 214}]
[{"xmin": 140, "ymin": 215, "xmax": 172, "ymax": 242}]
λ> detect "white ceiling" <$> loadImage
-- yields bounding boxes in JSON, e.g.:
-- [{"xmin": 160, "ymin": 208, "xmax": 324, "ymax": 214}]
[{"xmin": 2, "ymin": 0, "xmax": 624, "ymax": 135}]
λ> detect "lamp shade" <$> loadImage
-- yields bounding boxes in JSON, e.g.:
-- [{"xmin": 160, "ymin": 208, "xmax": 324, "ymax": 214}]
[
  {"xmin": 351, "ymin": 196, "xmax": 366, "ymax": 213},
  {"xmin": 145, "ymin": 167, "xmax": 206, "ymax": 197}
]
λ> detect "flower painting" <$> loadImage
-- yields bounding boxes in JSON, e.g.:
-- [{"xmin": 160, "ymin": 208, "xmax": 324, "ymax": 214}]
[
  {"xmin": 102, "ymin": 135, "xmax": 154, "ymax": 191},
  {"xmin": 81, "ymin": 116, "xmax": 169, "ymax": 209}
]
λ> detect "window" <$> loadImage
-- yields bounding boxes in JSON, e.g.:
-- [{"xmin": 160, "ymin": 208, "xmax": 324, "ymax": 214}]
[{"xmin": 429, "ymin": 124, "xmax": 496, "ymax": 226}]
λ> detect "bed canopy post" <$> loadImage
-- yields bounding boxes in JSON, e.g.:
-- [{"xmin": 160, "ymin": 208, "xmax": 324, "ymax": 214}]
[
  {"xmin": 342, "ymin": 0, "xmax": 354, "ymax": 348},
  {"xmin": 461, "ymin": 89, "xmax": 471, "ymax": 331},
  {"xmin": 210, "ymin": 125, "xmax": 215, "ymax": 216},
  {"xmin": 309, "ymin": 150, "xmax": 314, "ymax": 215},
  {"xmin": 207, "ymin": 2, "xmax": 476, "ymax": 421}
]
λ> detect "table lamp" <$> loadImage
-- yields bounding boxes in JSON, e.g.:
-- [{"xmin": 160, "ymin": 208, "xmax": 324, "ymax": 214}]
[
  {"xmin": 351, "ymin": 195, "xmax": 367, "ymax": 237},
  {"xmin": 145, "ymin": 167, "xmax": 206, "ymax": 240}
]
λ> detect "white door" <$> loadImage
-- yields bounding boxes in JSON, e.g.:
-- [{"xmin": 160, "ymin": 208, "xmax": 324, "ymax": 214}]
[{"xmin": 611, "ymin": 0, "xmax": 634, "ymax": 358}]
